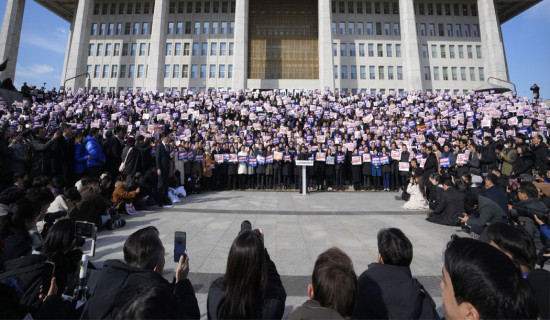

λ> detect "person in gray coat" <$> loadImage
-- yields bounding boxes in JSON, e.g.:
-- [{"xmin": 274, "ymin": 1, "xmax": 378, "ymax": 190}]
[{"xmin": 460, "ymin": 192, "xmax": 505, "ymax": 235}]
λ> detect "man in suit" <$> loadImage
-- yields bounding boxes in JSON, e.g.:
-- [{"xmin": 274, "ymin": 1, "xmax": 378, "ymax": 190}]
[
  {"xmin": 156, "ymin": 132, "xmax": 172, "ymax": 208},
  {"xmin": 483, "ymin": 174, "xmax": 509, "ymax": 216},
  {"xmin": 427, "ymin": 178, "xmax": 464, "ymax": 226},
  {"xmin": 460, "ymin": 193, "xmax": 505, "ymax": 235},
  {"xmin": 106, "ymin": 126, "xmax": 125, "ymax": 180}
]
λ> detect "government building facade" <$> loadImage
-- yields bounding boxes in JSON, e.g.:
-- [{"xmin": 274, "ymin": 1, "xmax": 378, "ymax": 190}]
[{"xmin": 0, "ymin": 0, "xmax": 542, "ymax": 93}]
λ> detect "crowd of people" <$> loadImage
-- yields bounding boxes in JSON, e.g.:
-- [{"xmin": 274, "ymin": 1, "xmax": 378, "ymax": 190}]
[{"xmin": 0, "ymin": 85, "xmax": 549, "ymax": 319}]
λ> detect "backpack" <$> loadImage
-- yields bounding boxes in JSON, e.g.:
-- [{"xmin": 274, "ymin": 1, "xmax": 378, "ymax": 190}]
[{"xmin": 0, "ymin": 254, "xmax": 50, "ymax": 311}]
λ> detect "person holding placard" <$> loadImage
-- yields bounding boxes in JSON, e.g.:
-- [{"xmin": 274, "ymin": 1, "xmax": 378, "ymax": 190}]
[
  {"xmin": 362, "ymin": 146, "xmax": 372, "ymax": 191},
  {"xmin": 265, "ymin": 146, "xmax": 274, "ymax": 190},
  {"xmin": 247, "ymin": 149, "xmax": 256, "ymax": 189},
  {"xmin": 237, "ymin": 146, "xmax": 248, "ymax": 190},
  {"xmin": 371, "ymin": 151, "xmax": 382, "ymax": 192},
  {"xmin": 255, "ymin": 144, "xmax": 267, "ymax": 190},
  {"xmin": 282, "ymin": 145, "xmax": 292, "ymax": 189},
  {"xmin": 351, "ymin": 149, "xmax": 362, "ymax": 191},
  {"xmin": 227, "ymin": 145, "xmax": 238, "ymax": 190},
  {"xmin": 325, "ymin": 149, "xmax": 336, "ymax": 191},
  {"xmin": 398, "ymin": 144, "xmax": 411, "ymax": 192},
  {"xmin": 381, "ymin": 147, "xmax": 391, "ymax": 192},
  {"xmin": 335, "ymin": 145, "xmax": 346, "ymax": 191},
  {"xmin": 273, "ymin": 144, "xmax": 283, "ymax": 190},
  {"xmin": 202, "ymin": 151, "xmax": 214, "ymax": 191},
  {"xmin": 314, "ymin": 146, "xmax": 326, "ymax": 191}
]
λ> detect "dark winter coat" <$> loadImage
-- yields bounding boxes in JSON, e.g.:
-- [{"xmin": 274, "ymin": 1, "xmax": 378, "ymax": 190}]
[
  {"xmin": 287, "ymin": 299, "xmax": 344, "ymax": 320},
  {"xmin": 427, "ymin": 187, "xmax": 464, "ymax": 226}
]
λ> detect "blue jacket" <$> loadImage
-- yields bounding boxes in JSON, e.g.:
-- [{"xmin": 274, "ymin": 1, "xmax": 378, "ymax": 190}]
[
  {"xmin": 74, "ymin": 142, "xmax": 88, "ymax": 174},
  {"xmin": 85, "ymin": 136, "xmax": 105, "ymax": 168}
]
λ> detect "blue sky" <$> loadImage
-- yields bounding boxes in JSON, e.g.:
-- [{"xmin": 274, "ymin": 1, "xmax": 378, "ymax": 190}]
[{"xmin": 1, "ymin": 0, "xmax": 549, "ymax": 98}]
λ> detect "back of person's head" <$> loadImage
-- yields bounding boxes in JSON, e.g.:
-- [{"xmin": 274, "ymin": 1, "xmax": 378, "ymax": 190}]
[
  {"xmin": 32, "ymin": 176, "xmax": 51, "ymax": 188},
  {"xmin": 89, "ymin": 128, "xmax": 99, "ymax": 137},
  {"xmin": 486, "ymin": 222, "xmax": 536, "ymax": 272},
  {"xmin": 218, "ymin": 230, "xmax": 267, "ymax": 319},
  {"xmin": 464, "ymin": 191, "xmax": 479, "ymax": 214},
  {"xmin": 519, "ymin": 181, "xmax": 538, "ymax": 199},
  {"xmin": 51, "ymin": 176, "xmax": 66, "ymax": 190},
  {"xmin": 311, "ymin": 248, "xmax": 357, "ymax": 317},
  {"xmin": 123, "ymin": 227, "xmax": 164, "ymax": 271},
  {"xmin": 35, "ymin": 219, "xmax": 76, "ymax": 256},
  {"xmin": 0, "ymin": 198, "xmax": 40, "ymax": 238},
  {"xmin": 64, "ymin": 187, "xmax": 82, "ymax": 203},
  {"xmin": 26, "ymin": 187, "xmax": 55, "ymax": 208},
  {"xmin": 81, "ymin": 177, "xmax": 99, "ymax": 188},
  {"xmin": 442, "ymin": 178, "xmax": 455, "ymax": 188},
  {"xmin": 377, "ymin": 228, "xmax": 413, "ymax": 267},
  {"xmin": 0, "ymin": 186, "xmax": 25, "ymax": 206},
  {"xmin": 443, "ymin": 236, "xmax": 539, "ymax": 319},
  {"xmin": 114, "ymin": 284, "xmax": 179, "ymax": 319}
]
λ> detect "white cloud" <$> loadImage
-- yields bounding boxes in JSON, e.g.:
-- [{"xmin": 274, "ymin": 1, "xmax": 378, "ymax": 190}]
[
  {"xmin": 22, "ymin": 33, "xmax": 66, "ymax": 54},
  {"xmin": 16, "ymin": 63, "xmax": 58, "ymax": 79},
  {"xmin": 55, "ymin": 28, "xmax": 68, "ymax": 36}
]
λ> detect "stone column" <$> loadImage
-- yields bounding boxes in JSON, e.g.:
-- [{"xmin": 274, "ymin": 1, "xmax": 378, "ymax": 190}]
[
  {"xmin": 399, "ymin": 0, "xmax": 422, "ymax": 92},
  {"xmin": 60, "ymin": 18, "xmax": 75, "ymax": 88},
  {"xmin": 146, "ymin": 0, "xmax": 168, "ymax": 91},
  {"xmin": 64, "ymin": 0, "xmax": 92, "ymax": 91},
  {"xmin": 478, "ymin": 0, "xmax": 508, "ymax": 81},
  {"xmin": 318, "ymin": 0, "xmax": 334, "ymax": 90},
  {"xmin": 0, "ymin": 0, "xmax": 25, "ymax": 82},
  {"xmin": 232, "ymin": 0, "xmax": 248, "ymax": 90}
]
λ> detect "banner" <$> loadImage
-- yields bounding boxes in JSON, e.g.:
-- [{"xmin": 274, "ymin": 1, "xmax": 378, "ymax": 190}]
[
  {"xmin": 266, "ymin": 155, "xmax": 273, "ymax": 163},
  {"xmin": 229, "ymin": 153, "xmax": 238, "ymax": 162},
  {"xmin": 274, "ymin": 151, "xmax": 283, "ymax": 161},
  {"xmin": 326, "ymin": 156, "xmax": 335, "ymax": 165},
  {"xmin": 352, "ymin": 156, "xmax": 362, "ymax": 165},
  {"xmin": 257, "ymin": 155, "xmax": 266, "ymax": 165},
  {"xmin": 380, "ymin": 155, "xmax": 390, "ymax": 165},
  {"xmin": 336, "ymin": 154, "xmax": 345, "ymax": 163},
  {"xmin": 238, "ymin": 156, "xmax": 247, "ymax": 164},
  {"xmin": 248, "ymin": 157, "xmax": 257, "ymax": 167},
  {"xmin": 399, "ymin": 162, "xmax": 409, "ymax": 172},
  {"xmin": 439, "ymin": 157, "xmax": 451, "ymax": 168},
  {"xmin": 362, "ymin": 153, "xmax": 371, "ymax": 163},
  {"xmin": 391, "ymin": 150, "xmax": 401, "ymax": 160},
  {"xmin": 315, "ymin": 152, "xmax": 326, "ymax": 161}
]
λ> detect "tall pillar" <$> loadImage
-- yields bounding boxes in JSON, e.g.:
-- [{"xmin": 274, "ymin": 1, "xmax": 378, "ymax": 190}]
[
  {"xmin": 478, "ymin": 0, "xmax": 508, "ymax": 81},
  {"xmin": 318, "ymin": 0, "xmax": 334, "ymax": 90},
  {"xmin": 64, "ymin": 0, "xmax": 92, "ymax": 91},
  {"xmin": 399, "ymin": 0, "xmax": 422, "ymax": 92},
  {"xmin": 146, "ymin": 0, "xmax": 168, "ymax": 91},
  {"xmin": 0, "ymin": 0, "xmax": 25, "ymax": 82},
  {"xmin": 60, "ymin": 18, "xmax": 75, "ymax": 88},
  {"xmin": 232, "ymin": 0, "xmax": 248, "ymax": 90}
]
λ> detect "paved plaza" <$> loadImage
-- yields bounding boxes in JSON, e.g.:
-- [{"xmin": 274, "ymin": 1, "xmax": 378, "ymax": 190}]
[{"xmin": 85, "ymin": 191, "xmax": 461, "ymax": 318}]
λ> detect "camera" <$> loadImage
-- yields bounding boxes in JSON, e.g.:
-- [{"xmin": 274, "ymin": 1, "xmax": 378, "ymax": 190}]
[{"xmin": 510, "ymin": 205, "xmax": 549, "ymax": 222}]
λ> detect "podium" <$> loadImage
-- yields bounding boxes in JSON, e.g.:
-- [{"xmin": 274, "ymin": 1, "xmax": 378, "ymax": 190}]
[{"xmin": 295, "ymin": 160, "xmax": 314, "ymax": 195}]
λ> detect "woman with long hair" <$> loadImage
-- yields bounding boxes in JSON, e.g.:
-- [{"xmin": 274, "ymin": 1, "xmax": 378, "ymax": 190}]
[
  {"xmin": 207, "ymin": 226, "xmax": 286, "ymax": 319},
  {"xmin": 402, "ymin": 175, "xmax": 429, "ymax": 210}
]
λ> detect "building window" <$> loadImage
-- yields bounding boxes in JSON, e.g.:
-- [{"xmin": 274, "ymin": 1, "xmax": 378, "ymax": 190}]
[
  {"xmin": 340, "ymin": 43, "xmax": 346, "ymax": 56},
  {"xmin": 455, "ymin": 24, "xmax": 462, "ymax": 37},
  {"xmin": 357, "ymin": 1, "xmax": 363, "ymax": 13},
  {"xmin": 464, "ymin": 24, "xmax": 470, "ymax": 37},
  {"xmin": 175, "ymin": 42, "xmax": 181, "ymax": 55},
  {"xmin": 349, "ymin": 43, "xmax": 356, "ymax": 56},
  {"xmin": 105, "ymin": 43, "xmax": 112, "ymax": 56},
  {"xmin": 333, "ymin": 65, "xmax": 338, "ymax": 79},
  {"xmin": 114, "ymin": 43, "xmax": 120, "ymax": 56},
  {"xmin": 431, "ymin": 45, "xmax": 437, "ymax": 58},
  {"xmin": 438, "ymin": 23, "xmax": 444, "ymax": 37},
  {"xmin": 182, "ymin": 65, "xmax": 189, "ymax": 78},
  {"xmin": 127, "ymin": 3, "xmax": 133, "ymax": 14},
  {"xmin": 460, "ymin": 67, "xmax": 466, "ymax": 81},
  {"xmin": 473, "ymin": 24, "xmax": 479, "ymax": 37},
  {"xmin": 395, "ymin": 44, "xmax": 401, "ymax": 57},
  {"xmin": 99, "ymin": 23, "xmax": 106, "ymax": 35},
  {"xmin": 368, "ymin": 43, "xmax": 374, "ymax": 57},
  {"xmin": 219, "ymin": 65, "xmax": 225, "ymax": 78},
  {"xmin": 397, "ymin": 66, "xmax": 402, "ymax": 80},
  {"xmin": 476, "ymin": 45, "xmax": 482, "ymax": 59},
  {"xmin": 388, "ymin": 66, "xmax": 394, "ymax": 80},
  {"xmin": 194, "ymin": 22, "xmax": 200, "ymax": 34},
  {"xmin": 339, "ymin": 22, "xmax": 345, "ymax": 35},
  {"xmin": 360, "ymin": 65, "xmax": 366, "ymax": 79},
  {"xmin": 366, "ymin": 22, "xmax": 373, "ymax": 35},
  {"xmin": 139, "ymin": 43, "xmax": 146, "ymax": 56},
  {"xmin": 211, "ymin": 42, "xmax": 217, "ymax": 55},
  {"xmin": 358, "ymin": 23, "xmax": 364, "ymax": 35},
  {"xmin": 200, "ymin": 64, "xmax": 206, "ymax": 78},
  {"xmin": 108, "ymin": 23, "xmax": 114, "ymax": 36},
  {"xmin": 91, "ymin": 23, "xmax": 97, "ymax": 35},
  {"xmin": 440, "ymin": 45, "xmax": 446, "ymax": 58},
  {"xmin": 229, "ymin": 42, "xmax": 234, "ymax": 55},
  {"xmin": 88, "ymin": 44, "xmax": 94, "ymax": 56},
  {"xmin": 451, "ymin": 67, "xmax": 457, "ymax": 81},
  {"xmin": 122, "ymin": 43, "xmax": 129, "ymax": 56},
  {"xmin": 449, "ymin": 45, "xmax": 455, "ymax": 58},
  {"xmin": 118, "ymin": 3, "xmax": 125, "ymax": 14},
  {"xmin": 166, "ymin": 43, "xmax": 172, "ymax": 56},
  {"xmin": 433, "ymin": 67, "xmax": 439, "ymax": 80},
  {"xmin": 424, "ymin": 67, "xmax": 431, "ymax": 80},
  {"xmin": 443, "ymin": 67, "xmax": 448, "ymax": 80},
  {"xmin": 420, "ymin": 23, "xmax": 426, "ymax": 36},
  {"xmin": 479, "ymin": 67, "xmax": 485, "ymax": 81},
  {"xmin": 341, "ymin": 65, "xmax": 348, "ymax": 79},
  {"xmin": 377, "ymin": 44, "xmax": 383, "ymax": 57},
  {"xmin": 447, "ymin": 24, "xmax": 453, "ymax": 37},
  {"xmin": 369, "ymin": 66, "xmax": 375, "ymax": 79},
  {"xmin": 350, "ymin": 66, "xmax": 357, "ymax": 79},
  {"xmin": 333, "ymin": 43, "xmax": 337, "ymax": 56},
  {"xmin": 203, "ymin": 22, "xmax": 209, "ymax": 34},
  {"xmin": 133, "ymin": 22, "xmax": 139, "ymax": 35},
  {"xmin": 120, "ymin": 65, "xmax": 126, "ymax": 78},
  {"xmin": 192, "ymin": 43, "xmax": 198, "ymax": 55},
  {"xmin": 393, "ymin": 23, "xmax": 400, "ymax": 36},
  {"xmin": 378, "ymin": 66, "xmax": 384, "ymax": 80},
  {"xmin": 228, "ymin": 65, "xmax": 233, "ymax": 78},
  {"xmin": 204, "ymin": 1, "xmax": 210, "ymax": 13},
  {"xmin": 221, "ymin": 22, "xmax": 227, "ymax": 34},
  {"xmin": 348, "ymin": 22, "xmax": 355, "ymax": 35},
  {"xmin": 201, "ymin": 42, "xmax": 207, "ymax": 56},
  {"xmin": 375, "ymin": 22, "xmax": 382, "ymax": 35},
  {"xmin": 111, "ymin": 65, "xmax": 118, "ymax": 78},
  {"xmin": 220, "ymin": 42, "xmax": 226, "ymax": 56},
  {"xmin": 230, "ymin": 21, "xmax": 234, "ymax": 34},
  {"xmin": 209, "ymin": 64, "xmax": 216, "ymax": 78},
  {"xmin": 129, "ymin": 65, "xmax": 135, "ymax": 78},
  {"xmin": 470, "ymin": 67, "xmax": 476, "ymax": 81},
  {"xmin": 195, "ymin": 1, "xmax": 202, "ymax": 13},
  {"xmin": 97, "ymin": 43, "xmax": 103, "ymax": 56},
  {"xmin": 137, "ymin": 65, "xmax": 144, "ymax": 78},
  {"xmin": 359, "ymin": 43, "xmax": 365, "ymax": 57},
  {"xmin": 429, "ymin": 23, "xmax": 435, "ymax": 37},
  {"xmin": 348, "ymin": 1, "xmax": 354, "ymax": 13},
  {"xmin": 458, "ymin": 45, "xmax": 464, "ymax": 58},
  {"xmin": 116, "ymin": 23, "xmax": 122, "ymax": 35},
  {"xmin": 176, "ymin": 22, "xmax": 183, "ymax": 34},
  {"xmin": 467, "ymin": 45, "xmax": 473, "ymax": 58},
  {"xmin": 94, "ymin": 65, "xmax": 100, "ymax": 78},
  {"xmin": 212, "ymin": 22, "xmax": 218, "ymax": 34},
  {"xmin": 386, "ymin": 44, "xmax": 392, "ymax": 57},
  {"xmin": 164, "ymin": 65, "xmax": 171, "ymax": 78},
  {"xmin": 384, "ymin": 23, "xmax": 391, "ymax": 36},
  {"xmin": 184, "ymin": 43, "xmax": 190, "ymax": 55},
  {"xmin": 191, "ymin": 65, "xmax": 198, "ymax": 78},
  {"xmin": 422, "ymin": 45, "xmax": 428, "ymax": 58}
]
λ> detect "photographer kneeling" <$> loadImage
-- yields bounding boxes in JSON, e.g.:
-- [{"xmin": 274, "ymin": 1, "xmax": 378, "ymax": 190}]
[{"xmin": 508, "ymin": 181, "xmax": 549, "ymax": 253}]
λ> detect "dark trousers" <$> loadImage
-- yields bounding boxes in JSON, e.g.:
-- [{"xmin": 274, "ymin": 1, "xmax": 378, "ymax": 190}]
[
  {"xmin": 157, "ymin": 173, "xmax": 170, "ymax": 206},
  {"xmin": 256, "ymin": 173, "xmax": 265, "ymax": 189}
]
